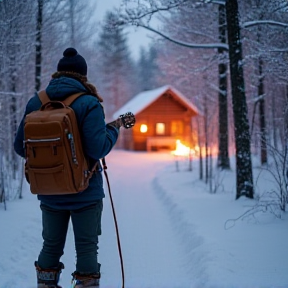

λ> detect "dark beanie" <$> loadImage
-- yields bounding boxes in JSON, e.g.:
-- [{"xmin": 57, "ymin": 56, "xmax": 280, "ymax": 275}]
[{"xmin": 57, "ymin": 47, "xmax": 87, "ymax": 76}]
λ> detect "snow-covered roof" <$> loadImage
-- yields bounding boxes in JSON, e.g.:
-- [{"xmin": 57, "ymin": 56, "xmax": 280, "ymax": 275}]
[{"xmin": 113, "ymin": 85, "xmax": 199, "ymax": 118}]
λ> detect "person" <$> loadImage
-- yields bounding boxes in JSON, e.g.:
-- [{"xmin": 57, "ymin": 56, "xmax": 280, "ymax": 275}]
[{"xmin": 14, "ymin": 47, "xmax": 122, "ymax": 288}]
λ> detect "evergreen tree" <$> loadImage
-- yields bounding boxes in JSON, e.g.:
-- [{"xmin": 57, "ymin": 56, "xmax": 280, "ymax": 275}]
[
  {"xmin": 137, "ymin": 45, "xmax": 160, "ymax": 92},
  {"xmin": 97, "ymin": 12, "xmax": 136, "ymax": 120}
]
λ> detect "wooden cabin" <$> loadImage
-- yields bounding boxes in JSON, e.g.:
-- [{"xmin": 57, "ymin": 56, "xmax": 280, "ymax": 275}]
[{"xmin": 113, "ymin": 85, "xmax": 199, "ymax": 151}]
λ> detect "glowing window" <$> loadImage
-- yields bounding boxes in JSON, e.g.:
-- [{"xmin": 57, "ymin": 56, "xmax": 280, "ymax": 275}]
[
  {"xmin": 156, "ymin": 123, "xmax": 165, "ymax": 135},
  {"xmin": 140, "ymin": 124, "xmax": 148, "ymax": 133}
]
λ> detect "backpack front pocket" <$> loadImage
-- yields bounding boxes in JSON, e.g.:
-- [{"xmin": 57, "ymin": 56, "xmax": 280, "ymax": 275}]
[{"xmin": 28, "ymin": 164, "xmax": 75, "ymax": 195}]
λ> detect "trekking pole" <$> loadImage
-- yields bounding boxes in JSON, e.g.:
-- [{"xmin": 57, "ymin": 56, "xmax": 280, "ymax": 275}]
[{"xmin": 102, "ymin": 158, "xmax": 125, "ymax": 288}]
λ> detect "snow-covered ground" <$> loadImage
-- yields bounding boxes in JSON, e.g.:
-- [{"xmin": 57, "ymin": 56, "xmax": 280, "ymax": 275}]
[{"xmin": 0, "ymin": 150, "xmax": 287, "ymax": 288}]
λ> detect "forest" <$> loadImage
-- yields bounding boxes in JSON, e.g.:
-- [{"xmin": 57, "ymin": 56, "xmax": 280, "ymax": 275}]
[{"xmin": 0, "ymin": 0, "xmax": 288, "ymax": 210}]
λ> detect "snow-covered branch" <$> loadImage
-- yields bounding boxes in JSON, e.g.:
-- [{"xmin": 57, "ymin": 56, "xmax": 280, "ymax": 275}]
[
  {"xmin": 124, "ymin": 0, "xmax": 190, "ymax": 23},
  {"xmin": 134, "ymin": 24, "xmax": 229, "ymax": 51},
  {"xmin": 203, "ymin": 0, "xmax": 226, "ymax": 5},
  {"xmin": 118, "ymin": 0, "xmax": 229, "ymax": 51},
  {"xmin": 269, "ymin": 48, "xmax": 288, "ymax": 53},
  {"xmin": 0, "ymin": 92, "xmax": 22, "ymax": 96},
  {"xmin": 243, "ymin": 20, "xmax": 288, "ymax": 29}
]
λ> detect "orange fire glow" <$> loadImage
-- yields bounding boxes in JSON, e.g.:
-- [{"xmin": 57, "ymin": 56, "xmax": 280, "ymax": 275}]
[{"xmin": 171, "ymin": 140, "xmax": 195, "ymax": 157}]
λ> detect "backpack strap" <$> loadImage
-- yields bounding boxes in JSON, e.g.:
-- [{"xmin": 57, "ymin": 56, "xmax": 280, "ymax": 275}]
[
  {"xmin": 38, "ymin": 90, "xmax": 86, "ymax": 106},
  {"xmin": 62, "ymin": 92, "xmax": 86, "ymax": 106},
  {"xmin": 38, "ymin": 90, "xmax": 50, "ymax": 105}
]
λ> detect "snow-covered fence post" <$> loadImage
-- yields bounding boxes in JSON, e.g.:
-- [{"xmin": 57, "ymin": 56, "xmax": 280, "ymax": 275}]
[
  {"xmin": 188, "ymin": 148, "xmax": 193, "ymax": 171},
  {"xmin": 174, "ymin": 155, "xmax": 179, "ymax": 172},
  {"xmin": 0, "ymin": 153, "xmax": 7, "ymax": 210}
]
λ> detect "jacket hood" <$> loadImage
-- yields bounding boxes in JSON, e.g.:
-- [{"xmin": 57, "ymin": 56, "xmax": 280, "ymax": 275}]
[{"xmin": 46, "ymin": 77, "xmax": 88, "ymax": 100}]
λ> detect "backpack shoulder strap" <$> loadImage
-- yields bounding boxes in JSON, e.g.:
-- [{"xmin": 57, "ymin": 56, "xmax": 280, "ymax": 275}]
[
  {"xmin": 62, "ymin": 92, "xmax": 86, "ymax": 106},
  {"xmin": 38, "ymin": 90, "xmax": 50, "ymax": 105},
  {"xmin": 38, "ymin": 90, "xmax": 86, "ymax": 106}
]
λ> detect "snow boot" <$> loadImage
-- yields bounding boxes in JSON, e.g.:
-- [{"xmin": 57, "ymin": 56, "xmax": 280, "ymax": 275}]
[
  {"xmin": 35, "ymin": 261, "xmax": 64, "ymax": 288},
  {"xmin": 71, "ymin": 272, "xmax": 100, "ymax": 288}
]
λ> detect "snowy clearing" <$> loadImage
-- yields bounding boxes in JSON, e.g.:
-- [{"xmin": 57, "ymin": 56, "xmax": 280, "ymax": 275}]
[{"xmin": 0, "ymin": 150, "xmax": 287, "ymax": 288}]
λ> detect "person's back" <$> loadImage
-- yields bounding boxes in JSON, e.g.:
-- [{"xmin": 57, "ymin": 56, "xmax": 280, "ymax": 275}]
[{"xmin": 14, "ymin": 48, "xmax": 123, "ymax": 288}]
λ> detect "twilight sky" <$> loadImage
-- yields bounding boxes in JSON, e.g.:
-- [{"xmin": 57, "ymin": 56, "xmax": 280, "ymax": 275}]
[{"xmin": 94, "ymin": 0, "xmax": 154, "ymax": 60}]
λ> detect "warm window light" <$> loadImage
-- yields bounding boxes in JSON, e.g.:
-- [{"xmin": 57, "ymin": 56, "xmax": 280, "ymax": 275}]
[
  {"xmin": 140, "ymin": 124, "xmax": 148, "ymax": 133},
  {"xmin": 156, "ymin": 123, "xmax": 165, "ymax": 135}
]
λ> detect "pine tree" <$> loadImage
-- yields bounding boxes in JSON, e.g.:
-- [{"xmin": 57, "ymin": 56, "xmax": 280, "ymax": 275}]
[
  {"xmin": 137, "ymin": 45, "xmax": 160, "ymax": 92},
  {"xmin": 96, "ymin": 12, "xmax": 136, "ymax": 120}
]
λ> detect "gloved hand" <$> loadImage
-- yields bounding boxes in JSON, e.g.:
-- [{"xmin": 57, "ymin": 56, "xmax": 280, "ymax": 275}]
[
  {"xmin": 107, "ymin": 118, "xmax": 122, "ymax": 129},
  {"xmin": 108, "ymin": 112, "xmax": 136, "ymax": 129}
]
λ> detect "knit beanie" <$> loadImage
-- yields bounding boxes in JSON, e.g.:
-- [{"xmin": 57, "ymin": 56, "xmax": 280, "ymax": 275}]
[{"xmin": 57, "ymin": 48, "xmax": 87, "ymax": 76}]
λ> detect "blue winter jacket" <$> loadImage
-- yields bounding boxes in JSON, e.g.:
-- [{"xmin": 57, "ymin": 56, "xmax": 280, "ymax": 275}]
[{"xmin": 14, "ymin": 77, "xmax": 119, "ymax": 210}]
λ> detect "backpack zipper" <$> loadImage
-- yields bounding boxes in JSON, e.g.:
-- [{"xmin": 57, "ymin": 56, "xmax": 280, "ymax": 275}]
[
  {"xmin": 66, "ymin": 131, "xmax": 78, "ymax": 165},
  {"xmin": 25, "ymin": 138, "xmax": 61, "ymax": 143}
]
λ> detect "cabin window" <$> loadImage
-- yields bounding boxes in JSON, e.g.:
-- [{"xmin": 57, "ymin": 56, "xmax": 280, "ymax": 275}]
[
  {"xmin": 156, "ymin": 123, "xmax": 165, "ymax": 135},
  {"xmin": 140, "ymin": 124, "xmax": 148, "ymax": 133},
  {"xmin": 171, "ymin": 121, "xmax": 183, "ymax": 136}
]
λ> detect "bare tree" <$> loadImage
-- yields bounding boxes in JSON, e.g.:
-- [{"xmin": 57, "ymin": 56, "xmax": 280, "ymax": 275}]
[
  {"xmin": 225, "ymin": 0, "xmax": 254, "ymax": 199},
  {"xmin": 217, "ymin": 4, "xmax": 230, "ymax": 169},
  {"xmin": 35, "ymin": 0, "xmax": 43, "ymax": 92}
]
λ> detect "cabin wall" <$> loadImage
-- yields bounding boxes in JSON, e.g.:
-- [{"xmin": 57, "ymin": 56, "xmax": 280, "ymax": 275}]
[{"xmin": 132, "ymin": 93, "xmax": 196, "ymax": 151}]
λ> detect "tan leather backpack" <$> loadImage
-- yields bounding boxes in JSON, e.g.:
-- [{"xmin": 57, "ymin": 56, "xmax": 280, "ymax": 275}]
[{"xmin": 24, "ymin": 91, "xmax": 96, "ymax": 195}]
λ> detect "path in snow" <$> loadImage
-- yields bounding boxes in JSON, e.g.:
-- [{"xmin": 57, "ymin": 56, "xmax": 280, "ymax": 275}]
[
  {"xmin": 1, "ymin": 150, "xmax": 203, "ymax": 288},
  {"xmin": 94, "ymin": 151, "xmax": 197, "ymax": 288}
]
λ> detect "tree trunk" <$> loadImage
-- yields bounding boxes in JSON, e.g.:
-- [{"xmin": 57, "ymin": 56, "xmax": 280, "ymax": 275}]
[
  {"xmin": 255, "ymin": 14, "xmax": 267, "ymax": 165},
  {"xmin": 258, "ymin": 57, "xmax": 267, "ymax": 164},
  {"xmin": 9, "ymin": 43, "xmax": 18, "ymax": 179},
  {"xmin": 69, "ymin": 0, "xmax": 75, "ymax": 47},
  {"xmin": 197, "ymin": 117, "xmax": 203, "ymax": 180},
  {"xmin": 217, "ymin": 4, "xmax": 230, "ymax": 170},
  {"xmin": 204, "ymin": 93, "xmax": 209, "ymax": 184},
  {"xmin": 225, "ymin": 0, "xmax": 254, "ymax": 199},
  {"xmin": 35, "ymin": 0, "xmax": 43, "ymax": 92},
  {"xmin": 271, "ymin": 90, "xmax": 278, "ymax": 151}
]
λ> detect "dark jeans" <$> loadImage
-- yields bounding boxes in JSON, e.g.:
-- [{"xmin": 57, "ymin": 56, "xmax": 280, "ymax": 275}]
[{"xmin": 38, "ymin": 200, "xmax": 103, "ymax": 274}]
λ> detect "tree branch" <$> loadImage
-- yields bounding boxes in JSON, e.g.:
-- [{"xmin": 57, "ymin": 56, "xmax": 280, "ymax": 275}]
[
  {"xmin": 203, "ymin": 0, "xmax": 226, "ymax": 5},
  {"xmin": 124, "ymin": 0, "xmax": 190, "ymax": 23},
  {"xmin": 136, "ymin": 23, "xmax": 229, "ymax": 50},
  {"xmin": 269, "ymin": 48, "xmax": 288, "ymax": 53},
  {"xmin": 243, "ymin": 20, "xmax": 288, "ymax": 29}
]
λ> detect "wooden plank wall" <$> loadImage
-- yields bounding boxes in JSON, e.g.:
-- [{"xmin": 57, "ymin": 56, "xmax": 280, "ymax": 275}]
[{"xmin": 132, "ymin": 92, "xmax": 195, "ymax": 151}]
